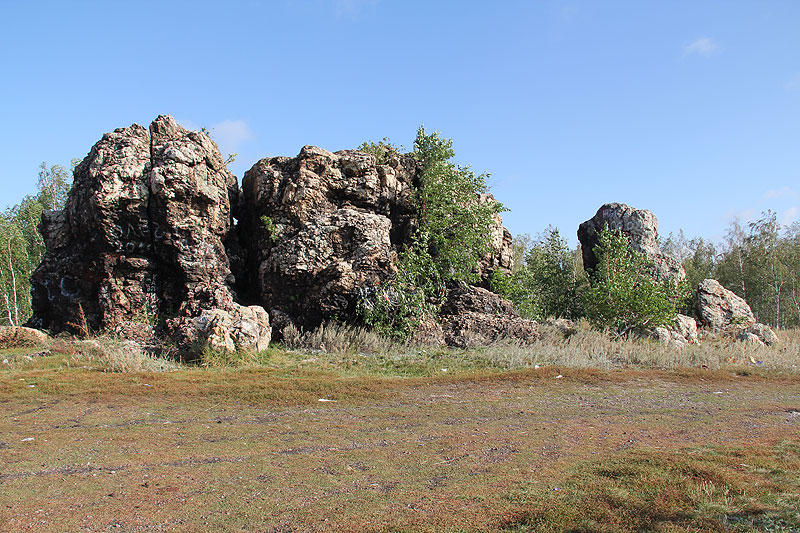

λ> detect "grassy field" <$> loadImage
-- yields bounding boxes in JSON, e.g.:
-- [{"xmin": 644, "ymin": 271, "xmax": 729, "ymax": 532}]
[{"xmin": 1, "ymin": 327, "xmax": 799, "ymax": 531}]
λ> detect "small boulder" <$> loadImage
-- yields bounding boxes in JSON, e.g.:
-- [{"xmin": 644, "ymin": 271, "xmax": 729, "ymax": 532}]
[
  {"xmin": 0, "ymin": 326, "xmax": 49, "ymax": 346},
  {"xmin": 737, "ymin": 331, "xmax": 764, "ymax": 347},
  {"xmin": 439, "ymin": 285, "xmax": 538, "ymax": 348},
  {"xmin": 696, "ymin": 279, "xmax": 755, "ymax": 331},
  {"xmin": 193, "ymin": 305, "xmax": 271, "ymax": 352},
  {"xmin": 745, "ymin": 323, "xmax": 778, "ymax": 346},
  {"xmin": 674, "ymin": 314, "xmax": 699, "ymax": 344}
]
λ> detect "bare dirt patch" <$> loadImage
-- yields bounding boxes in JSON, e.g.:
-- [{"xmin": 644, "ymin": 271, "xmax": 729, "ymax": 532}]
[{"xmin": 0, "ymin": 369, "xmax": 799, "ymax": 531}]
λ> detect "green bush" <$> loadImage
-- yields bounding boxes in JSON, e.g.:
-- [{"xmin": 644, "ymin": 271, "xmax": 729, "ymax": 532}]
[
  {"xmin": 358, "ymin": 127, "xmax": 505, "ymax": 340},
  {"xmin": 583, "ymin": 226, "xmax": 691, "ymax": 336}
]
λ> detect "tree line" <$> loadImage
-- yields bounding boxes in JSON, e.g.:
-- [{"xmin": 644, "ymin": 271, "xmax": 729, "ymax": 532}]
[
  {"xmin": 1, "ymin": 163, "xmax": 71, "ymax": 326},
  {"xmin": 2, "ymin": 150, "xmax": 798, "ymax": 337},
  {"xmin": 498, "ymin": 211, "xmax": 800, "ymax": 330}
]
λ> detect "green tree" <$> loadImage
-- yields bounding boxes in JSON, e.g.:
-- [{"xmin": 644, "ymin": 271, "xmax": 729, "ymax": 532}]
[
  {"xmin": 37, "ymin": 162, "xmax": 71, "ymax": 211},
  {"xmin": 713, "ymin": 212, "xmax": 800, "ymax": 328},
  {"xmin": 510, "ymin": 232, "xmax": 533, "ymax": 273},
  {"xmin": 681, "ymin": 236, "xmax": 716, "ymax": 290},
  {"xmin": 0, "ymin": 163, "xmax": 72, "ymax": 326},
  {"xmin": 583, "ymin": 226, "xmax": 690, "ymax": 336},
  {"xmin": 359, "ymin": 127, "xmax": 505, "ymax": 339},
  {"xmin": 492, "ymin": 227, "xmax": 585, "ymax": 320}
]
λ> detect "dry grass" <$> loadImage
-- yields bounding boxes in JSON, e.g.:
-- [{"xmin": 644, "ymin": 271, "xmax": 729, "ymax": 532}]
[
  {"xmin": 444, "ymin": 322, "xmax": 800, "ymax": 374},
  {"xmin": 1, "ymin": 336, "xmax": 179, "ymax": 373},
  {"xmin": 282, "ymin": 321, "xmax": 393, "ymax": 354},
  {"xmin": 4, "ymin": 323, "xmax": 798, "ymax": 381}
]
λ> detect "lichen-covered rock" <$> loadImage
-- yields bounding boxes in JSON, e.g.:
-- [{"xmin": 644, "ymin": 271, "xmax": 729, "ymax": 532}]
[
  {"xmin": 193, "ymin": 305, "xmax": 271, "ymax": 352},
  {"xmin": 478, "ymin": 193, "xmax": 514, "ymax": 280},
  {"xmin": 745, "ymin": 323, "xmax": 778, "ymax": 346},
  {"xmin": 30, "ymin": 123, "xmax": 155, "ymax": 333},
  {"xmin": 577, "ymin": 203, "xmax": 685, "ymax": 281},
  {"xmin": 27, "ymin": 116, "xmax": 270, "ymax": 352},
  {"xmin": 696, "ymin": 279, "xmax": 756, "ymax": 331},
  {"xmin": 675, "ymin": 314, "xmax": 699, "ymax": 344},
  {"xmin": 237, "ymin": 145, "xmax": 419, "ymax": 329},
  {"xmin": 439, "ymin": 285, "xmax": 538, "ymax": 348}
]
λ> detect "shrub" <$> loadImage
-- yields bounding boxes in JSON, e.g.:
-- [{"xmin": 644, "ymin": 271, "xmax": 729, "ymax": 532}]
[
  {"xmin": 583, "ymin": 226, "xmax": 691, "ymax": 336},
  {"xmin": 359, "ymin": 127, "xmax": 505, "ymax": 340}
]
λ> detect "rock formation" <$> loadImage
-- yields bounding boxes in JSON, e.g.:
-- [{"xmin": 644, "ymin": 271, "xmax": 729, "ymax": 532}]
[
  {"xmin": 236, "ymin": 145, "xmax": 419, "ymax": 330},
  {"xmin": 27, "ymin": 116, "xmax": 520, "ymax": 351},
  {"xmin": 577, "ymin": 203, "xmax": 685, "ymax": 281},
  {"xmin": 28, "ymin": 116, "xmax": 270, "ymax": 352},
  {"xmin": 696, "ymin": 279, "xmax": 777, "ymax": 345},
  {"xmin": 696, "ymin": 279, "xmax": 755, "ymax": 331}
]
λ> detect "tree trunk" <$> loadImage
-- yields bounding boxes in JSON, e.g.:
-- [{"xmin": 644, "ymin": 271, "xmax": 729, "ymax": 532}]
[{"xmin": 6, "ymin": 236, "xmax": 19, "ymax": 326}]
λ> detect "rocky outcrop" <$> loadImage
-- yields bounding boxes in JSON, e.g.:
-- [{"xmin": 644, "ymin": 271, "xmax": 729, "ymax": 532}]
[
  {"xmin": 28, "ymin": 116, "xmax": 270, "ymax": 353},
  {"xmin": 236, "ymin": 146, "xmax": 514, "ymax": 333},
  {"xmin": 696, "ymin": 279, "xmax": 756, "ymax": 331},
  {"xmin": 478, "ymin": 193, "xmax": 514, "ymax": 280},
  {"xmin": 578, "ymin": 203, "xmax": 685, "ymax": 281},
  {"xmin": 439, "ymin": 285, "xmax": 538, "ymax": 348},
  {"xmin": 27, "ymin": 116, "xmax": 518, "ymax": 352},
  {"xmin": 236, "ymin": 145, "xmax": 419, "ymax": 330}
]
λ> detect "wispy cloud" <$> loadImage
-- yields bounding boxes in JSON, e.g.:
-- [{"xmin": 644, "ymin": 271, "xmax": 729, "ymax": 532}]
[
  {"xmin": 683, "ymin": 37, "xmax": 718, "ymax": 57},
  {"xmin": 210, "ymin": 119, "xmax": 254, "ymax": 155},
  {"xmin": 333, "ymin": 0, "xmax": 377, "ymax": 17},
  {"xmin": 724, "ymin": 207, "xmax": 756, "ymax": 224},
  {"xmin": 782, "ymin": 207, "xmax": 799, "ymax": 226},
  {"xmin": 785, "ymin": 73, "xmax": 800, "ymax": 90},
  {"xmin": 763, "ymin": 186, "xmax": 798, "ymax": 200}
]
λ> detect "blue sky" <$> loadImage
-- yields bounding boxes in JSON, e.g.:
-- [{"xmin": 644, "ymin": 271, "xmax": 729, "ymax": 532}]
[{"xmin": 2, "ymin": 0, "xmax": 799, "ymax": 246}]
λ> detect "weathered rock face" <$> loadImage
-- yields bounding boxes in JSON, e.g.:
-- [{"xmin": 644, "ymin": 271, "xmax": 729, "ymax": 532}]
[
  {"xmin": 28, "ymin": 116, "xmax": 519, "ymax": 351},
  {"xmin": 478, "ymin": 193, "xmax": 514, "ymax": 281},
  {"xmin": 696, "ymin": 279, "xmax": 756, "ymax": 331},
  {"xmin": 236, "ymin": 146, "xmax": 419, "ymax": 330},
  {"xmin": 237, "ymin": 147, "xmax": 514, "ymax": 332},
  {"xmin": 577, "ymin": 203, "xmax": 685, "ymax": 282},
  {"xmin": 28, "ymin": 116, "xmax": 270, "ymax": 352},
  {"xmin": 439, "ymin": 285, "xmax": 538, "ymax": 348}
]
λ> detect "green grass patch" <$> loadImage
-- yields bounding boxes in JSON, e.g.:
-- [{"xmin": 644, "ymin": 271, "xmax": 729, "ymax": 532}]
[{"xmin": 502, "ymin": 440, "xmax": 800, "ymax": 532}]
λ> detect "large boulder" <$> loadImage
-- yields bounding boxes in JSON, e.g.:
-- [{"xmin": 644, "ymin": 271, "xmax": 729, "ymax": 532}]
[
  {"xmin": 28, "ymin": 116, "xmax": 270, "ymax": 352},
  {"xmin": 439, "ymin": 285, "xmax": 538, "ymax": 348},
  {"xmin": 696, "ymin": 279, "xmax": 755, "ymax": 331},
  {"xmin": 577, "ymin": 203, "xmax": 685, "ymax": 282},
  {"xmin": 237, "ymin": 146, "xmax": 419, "ymax": 330},
  {"xmin": 238, "ymin": 146, "xmax": 514, "ymax": 332}
]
